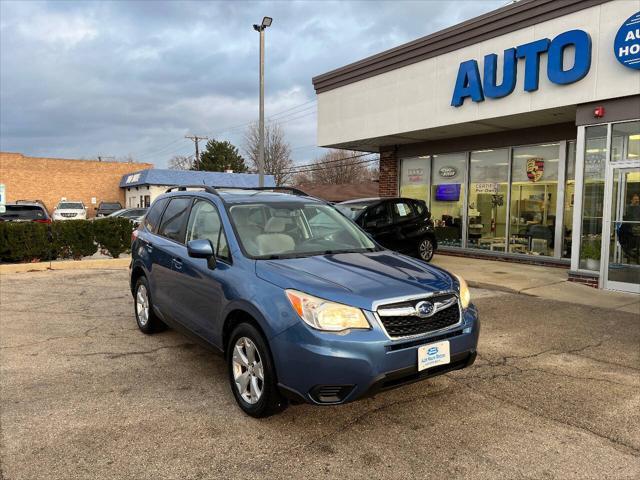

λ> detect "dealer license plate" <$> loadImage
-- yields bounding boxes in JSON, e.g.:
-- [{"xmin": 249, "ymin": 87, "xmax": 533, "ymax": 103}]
[{"xmin": 417, "ymin": 340, "xmax": 450, "ymax": 372}]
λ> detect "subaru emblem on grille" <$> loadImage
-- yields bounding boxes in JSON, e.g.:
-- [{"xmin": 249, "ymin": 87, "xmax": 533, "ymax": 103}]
[{"xmin": 415, "ymin": 301, "xmax": 434, "ymax": 317}]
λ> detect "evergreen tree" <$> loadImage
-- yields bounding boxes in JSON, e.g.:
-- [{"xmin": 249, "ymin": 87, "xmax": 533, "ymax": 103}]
[{"xmin": 196, "ymin": 139, "xmax": 248, "ymax": 172}]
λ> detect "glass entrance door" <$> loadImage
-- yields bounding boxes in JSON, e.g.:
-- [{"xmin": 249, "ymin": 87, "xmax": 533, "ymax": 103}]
[{"xmin": 603, "ymin": 165, "xmax": 640, "ymax": 293}]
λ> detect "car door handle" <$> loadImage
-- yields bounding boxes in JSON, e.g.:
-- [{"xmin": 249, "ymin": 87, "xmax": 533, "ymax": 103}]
[{"xmin": 172, "ymin": 258, "xmax": 183, "ymax": 270}]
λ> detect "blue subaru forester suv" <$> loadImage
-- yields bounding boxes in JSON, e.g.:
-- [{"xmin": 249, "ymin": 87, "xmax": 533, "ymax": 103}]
[{"xmin": 130, "ymin": 186, "xmax": 479, "ymax": 417}]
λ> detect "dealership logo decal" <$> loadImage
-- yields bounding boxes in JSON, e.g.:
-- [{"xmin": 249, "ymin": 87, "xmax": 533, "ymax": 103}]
[
  {"xmin": 526, "ymin": 158, "xmax": 544, "ymax": 182},
  {"xmin": 439, "ymin": 166, "xmax": 457, "ymax": 178},
  {"xmin": 451, "ymin": 29, "xmax": 592, "ymax": 107},
  {"xmin": 408, "ymin": 168, "xmax": 424, "ymax": 182},
  {"xmin": 614, "ymin": 11, "xmax": 640, "ymax": 70}
]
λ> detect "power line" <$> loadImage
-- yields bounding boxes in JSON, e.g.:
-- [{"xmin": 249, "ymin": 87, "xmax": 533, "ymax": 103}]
[
  {"xmin": 286, "ymin": 157, "xmax": 379, "ymax": 175},
  {"xmin": 287, "ymin": 152, "xmax": 376, "ymax": 172}
]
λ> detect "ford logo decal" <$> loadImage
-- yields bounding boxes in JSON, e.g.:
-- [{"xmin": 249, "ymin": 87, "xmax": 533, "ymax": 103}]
[{"xmin": 427, "ymin": 347, "xmax": 438, "ymax": 355}]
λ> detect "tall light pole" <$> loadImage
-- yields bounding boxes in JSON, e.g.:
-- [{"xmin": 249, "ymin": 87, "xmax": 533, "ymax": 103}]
[{"xmin": 253, "ymin": 16, "xmax": 272, "ymax": 187}]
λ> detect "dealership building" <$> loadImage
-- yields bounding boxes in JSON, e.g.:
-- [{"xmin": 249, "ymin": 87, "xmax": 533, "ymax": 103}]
[{"xmin": 313, "ymin": 0, "xmax": 640, "ymax": 292}]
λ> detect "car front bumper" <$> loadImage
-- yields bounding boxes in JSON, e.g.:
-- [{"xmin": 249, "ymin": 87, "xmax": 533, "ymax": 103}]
[{"xmin": 271, "ymin": 305, "xmax": 479, "ymax": 405}]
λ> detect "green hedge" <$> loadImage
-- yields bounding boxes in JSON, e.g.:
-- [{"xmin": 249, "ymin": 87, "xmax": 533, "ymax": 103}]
[{"xmin": 0, "ymin": 217, "xmax": 134, "ymax": 263}]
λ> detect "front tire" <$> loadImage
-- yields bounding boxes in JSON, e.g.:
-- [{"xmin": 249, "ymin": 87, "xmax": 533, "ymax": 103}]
[
  {"xmin": 417, "ymin": 237, "xmax": 435, "ymax": 262},
  {"xmin": 134, "ymin": 276, "xmax": 164, "ymax": 334},
  {"xmin": 227, "ymin": 323, "xmax": 287, "ymax": 418}
]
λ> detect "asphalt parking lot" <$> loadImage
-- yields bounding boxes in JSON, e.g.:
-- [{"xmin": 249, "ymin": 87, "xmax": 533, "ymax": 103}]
[{"xmin": 1, "ymin": 269, "xmax": 639, "ymax": 480}]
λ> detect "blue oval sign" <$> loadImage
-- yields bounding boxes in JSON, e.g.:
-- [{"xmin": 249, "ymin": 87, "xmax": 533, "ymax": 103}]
[
  {"xmin": 614, "ymin": 11, "xmax": 640, "ymax": 70},
  {"xmin": 427, "ymin": 347, "xmax": 438, "ymax": 355}
]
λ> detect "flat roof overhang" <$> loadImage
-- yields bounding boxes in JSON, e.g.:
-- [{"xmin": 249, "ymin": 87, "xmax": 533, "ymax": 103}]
[{"xmin": 322, "ymin": 105, "xmax": 577, "ymax": 153}]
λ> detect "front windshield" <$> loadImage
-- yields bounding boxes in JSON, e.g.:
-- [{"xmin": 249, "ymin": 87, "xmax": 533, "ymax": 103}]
[
  {"xmin": 229, "ymin": 203, "xmax": 377, "ymax": 259},
  {"xmin": 58, "ymin": 202, "xmax": 83, "ymax": 210}
]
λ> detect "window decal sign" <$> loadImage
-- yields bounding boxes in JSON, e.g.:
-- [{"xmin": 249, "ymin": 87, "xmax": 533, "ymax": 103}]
[
  {"xmin": 614, "ymin": 11, "xmax": 640, "ymax": 70},
  {"xmin": 451, "ymin": 29, "xmax": 592, "ymax": 107},
  {"xmin": 439, "ymin": 166, "xmax": 457, "ymax": 178},
  {"xmin": 526, "ymin": 158, "xmax": 544, "ymax": 182}
]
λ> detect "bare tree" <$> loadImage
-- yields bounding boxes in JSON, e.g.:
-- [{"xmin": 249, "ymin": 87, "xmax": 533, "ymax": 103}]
[
  {"xmin": 244, "ymin": 122, "xmax": 294, "ymax": 186},
  {"xmin": 295, "ymin": 150, "xmax": 378, "ymax": 184},
  {"xmin": 168, "ymin": 155, "xmax": 193, "ymax": 170}
]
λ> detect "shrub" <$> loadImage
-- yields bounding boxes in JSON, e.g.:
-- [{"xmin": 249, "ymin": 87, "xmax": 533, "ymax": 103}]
[
  {"xmin": 93, "ymin": 217, "xmax": 133, "ymax": 258},
  {"xmin": 52, "ymin": 220, "xmax": 96, "ymax": 260},
  {"xmin": 0, "ymin": 222, "xmax": 54, "ymax": 263}
]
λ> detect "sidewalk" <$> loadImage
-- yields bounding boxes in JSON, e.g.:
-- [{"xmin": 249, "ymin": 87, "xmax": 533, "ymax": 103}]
[{"xmin": 433, "ymin": 254, "xmax": 640, "ymax": 313}]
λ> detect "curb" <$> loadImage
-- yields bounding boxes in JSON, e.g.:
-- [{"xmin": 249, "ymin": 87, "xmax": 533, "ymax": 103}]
[{"xmin": 0, "ymin": 257, "xmax": 130, "ymax": 274}]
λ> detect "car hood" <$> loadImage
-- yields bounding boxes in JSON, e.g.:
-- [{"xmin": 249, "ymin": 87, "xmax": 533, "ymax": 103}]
[{"xmin": 255, "ymin": 251, "xmax": 456, "ymax": 311}]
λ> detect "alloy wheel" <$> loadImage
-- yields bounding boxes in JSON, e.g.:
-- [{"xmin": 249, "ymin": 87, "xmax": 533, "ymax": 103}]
[
  {"xmin": 136, "ymin": 284, "xmax": 150, "ymax": 326},
  {"xmin": 419, "ymin": 239, "xmax": 434, "ymax": 260},
  {"xmin": 232, "ymin": 337, "xmax": 264, "ymax": 404}
]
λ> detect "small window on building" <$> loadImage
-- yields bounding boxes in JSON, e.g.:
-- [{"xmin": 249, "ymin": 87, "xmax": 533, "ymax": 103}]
[{"xmin": 143, "ymin": 195, "xmax": 151, "ymax": 208}]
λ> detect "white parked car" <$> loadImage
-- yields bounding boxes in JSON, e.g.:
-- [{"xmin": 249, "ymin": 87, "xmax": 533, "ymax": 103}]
[{"xmin": 52, "ymin": 201, "xmax": 87, "ymax": 220}]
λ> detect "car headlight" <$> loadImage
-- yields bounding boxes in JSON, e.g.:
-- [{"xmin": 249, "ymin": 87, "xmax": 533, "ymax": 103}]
[
  {"xmin": 453, "ymin": 274, "xmax": 471, "ymax": 309},
  {"xmin": 285, "ymin": 289, "xmax": 370, "ymax": 332}
]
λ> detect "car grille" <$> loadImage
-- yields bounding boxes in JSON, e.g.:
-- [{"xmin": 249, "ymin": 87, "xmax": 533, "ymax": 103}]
[
  {"xmin": 60, "ymin": 213, "xmax": 77, "ymax": 218},
  {"xmin": 377, "ymin": 294, "xmax": 460, "ymax": 338}
]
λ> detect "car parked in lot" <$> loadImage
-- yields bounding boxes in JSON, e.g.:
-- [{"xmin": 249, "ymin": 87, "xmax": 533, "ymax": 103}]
[
  {"xmin": 130, "ymin": 186, "xmax": 478, "ymax": 417},
  {"xmin": 336, "ymin": 197, "xmax": 438, "ymax": 262},
  {"xmin": 95, "ymin": 207, "xmax": 147, "ymax": 226},
  {"xmin": 0, "ymin": 200, "xmax": 51, "ymax": 223},
  {"xmin": 95, "ymin": 201, "xmax": 123, "ymax": 217},
  {"xmin": 52, "ymin": 201, "xmax": 87, "ymax": 221}
]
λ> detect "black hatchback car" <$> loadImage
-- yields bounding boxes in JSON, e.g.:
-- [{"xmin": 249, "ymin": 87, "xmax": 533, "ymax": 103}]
[{"xmin": 336, "ymin": 197, "xmax": 437, "ymax": 262}]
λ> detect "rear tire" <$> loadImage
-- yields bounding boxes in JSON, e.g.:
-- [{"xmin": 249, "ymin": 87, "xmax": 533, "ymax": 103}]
[
  {"xmin": 134, "ymin": 276, "xmax": 164, "ymax": 334},
  {"xmin": 227, "ymin": 323, "xmax": 287, "ymax": 418},
  {"xmin": 417, "ymin": 237, "xmax": 435, "ymax": 262}
]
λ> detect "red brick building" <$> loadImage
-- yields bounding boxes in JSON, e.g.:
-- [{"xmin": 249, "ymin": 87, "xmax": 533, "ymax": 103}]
[{"xmin": 0, "ymin": 152, "xmax": 153, "ymax": 217}]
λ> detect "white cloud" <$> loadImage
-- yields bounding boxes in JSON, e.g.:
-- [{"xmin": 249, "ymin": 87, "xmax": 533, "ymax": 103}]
[{"xmin": 17, "ymin": 12, "xmax": 97, "ymax": 48}]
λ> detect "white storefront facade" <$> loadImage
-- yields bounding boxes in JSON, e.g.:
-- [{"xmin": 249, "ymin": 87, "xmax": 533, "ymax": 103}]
[{"xmin": 314, "ymin": 0, "xmax": 640, "ymax": 292}]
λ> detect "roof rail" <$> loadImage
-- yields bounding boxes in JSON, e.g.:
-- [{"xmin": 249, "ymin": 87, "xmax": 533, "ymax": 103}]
[
  {"xmin": 218, "ymin": 186, "xmax": 310, "ymax": 197},
  {"xmin": 165, "ymin": 185, "xmax": 220, "ymax": 196}
]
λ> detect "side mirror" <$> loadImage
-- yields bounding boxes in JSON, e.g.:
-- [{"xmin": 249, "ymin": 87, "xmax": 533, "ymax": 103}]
[{"xmin": 187, "ymin": 239, "xmax": 216, "ymax": 269}]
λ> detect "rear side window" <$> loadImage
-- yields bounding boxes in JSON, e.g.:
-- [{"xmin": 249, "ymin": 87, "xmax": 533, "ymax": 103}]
[
  {"xmin": 392, "ymin": 201, "xmax": 415, "ymax": 220},
  {"xmin": 157, "ymin": 197, "xmax": 192, "ymax": 243},
  {"xmin": 413, "ymin": 201, "xmax": 426, "ymax": 216},
  {"xmin": 144, "ymin": 198, "xmax": 168, "ymax": 233}
]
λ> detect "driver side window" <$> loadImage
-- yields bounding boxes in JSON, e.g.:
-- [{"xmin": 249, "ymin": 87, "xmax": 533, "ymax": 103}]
[{"xmin": 186, "ymin": 200, "xmax": 230, "ymax": 262}]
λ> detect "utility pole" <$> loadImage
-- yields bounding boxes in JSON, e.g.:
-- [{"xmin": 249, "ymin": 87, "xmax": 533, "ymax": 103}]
[
  {"xmin": 185, "ymin": 135, "xmax": 209, "ymax": 170},
  {"xmin": 253, "ymin": 16, "xmax": 272, "ymax": 187}
]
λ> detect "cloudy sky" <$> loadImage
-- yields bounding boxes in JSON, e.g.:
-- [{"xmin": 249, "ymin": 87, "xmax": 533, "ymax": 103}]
[{"xmin": 0, "ymin": 0, "xmax": 505, "ymax": 168}]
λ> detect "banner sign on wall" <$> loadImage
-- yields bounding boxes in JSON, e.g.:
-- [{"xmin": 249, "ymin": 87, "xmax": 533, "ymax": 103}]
[{"xmin": 614, "ymin": 11, "xmax": 640, "ymax": 70}]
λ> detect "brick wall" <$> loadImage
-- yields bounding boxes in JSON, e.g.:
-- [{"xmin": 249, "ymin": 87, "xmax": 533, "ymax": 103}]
[
  {"xmin": 378, "ymin": 149, "xmax": 398, "ymax": 197},
  {"xmin": 0, "ymin": 152, "xmax": 153, "ymax": 217}
]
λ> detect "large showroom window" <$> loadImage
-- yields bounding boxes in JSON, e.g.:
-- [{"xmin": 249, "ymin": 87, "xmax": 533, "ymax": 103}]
[
  {"xmin": 399, "ymin": 157, "xmax": 430, "ymax": 203},
  {"xmin": 430, "ymin": 153, "xmax": 467, "ymax": 247},
  {"xmin": 563, "ymin": 141, "xmax": 576, "ymax": 258},
  {"xmin": 467, "ymin": 149, "xmax": 510, "ymax": 251},
  {"xmin": 579, "ymin": 125, "xmax": 607, "ymax": 270},
  {"xmin": 509, "ymin": 143, "xmax": 560, "ymax": 256}
]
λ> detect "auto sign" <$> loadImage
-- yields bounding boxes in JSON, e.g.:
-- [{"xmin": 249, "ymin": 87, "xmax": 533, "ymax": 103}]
[{"xmin": 614, "ymin": 11, "xmax": 640, "ymax": 70}]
